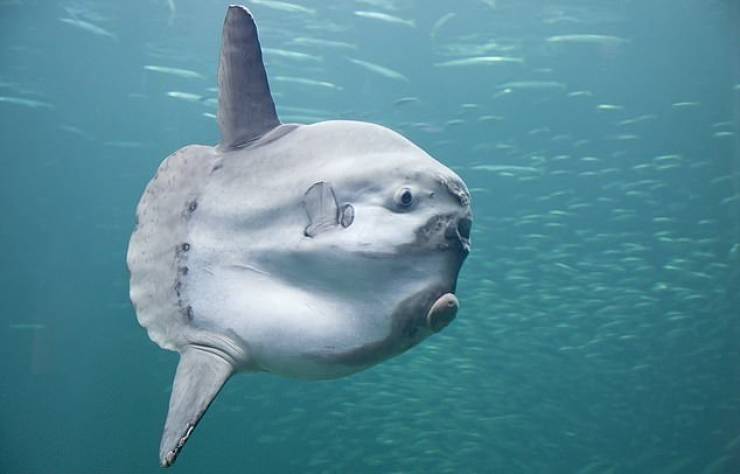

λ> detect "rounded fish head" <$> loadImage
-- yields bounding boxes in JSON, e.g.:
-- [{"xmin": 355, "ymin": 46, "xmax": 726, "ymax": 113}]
[
  {"xmin": 175, "ymin": 121, "xmax": 473, "ymax": 379},
  {"xmin": 291, "ymin": 121, "xmax": 473, "ymax": 372}
]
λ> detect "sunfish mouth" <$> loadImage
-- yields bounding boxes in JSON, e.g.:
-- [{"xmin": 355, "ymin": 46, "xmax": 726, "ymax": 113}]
[{"xmin": 426, "ymin": 292, "xmax": 459, "ymax": 332}]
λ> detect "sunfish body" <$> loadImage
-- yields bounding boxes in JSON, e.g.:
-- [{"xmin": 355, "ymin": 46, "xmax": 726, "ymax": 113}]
[{"xmin": 127, "ymin": 5, "xmax": 472, "ymax": 467}]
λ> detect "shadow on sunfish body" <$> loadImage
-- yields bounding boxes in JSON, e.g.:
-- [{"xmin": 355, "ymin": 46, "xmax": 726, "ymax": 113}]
[{"xmin": 126, "ymin": 5, "xmax": 473, "ymax": 468}]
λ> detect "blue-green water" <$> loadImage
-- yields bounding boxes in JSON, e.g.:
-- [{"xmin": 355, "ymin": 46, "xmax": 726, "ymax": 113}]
[{"xmin": 2, "ymin": 1, "xmax": 739, "ymax": 473}]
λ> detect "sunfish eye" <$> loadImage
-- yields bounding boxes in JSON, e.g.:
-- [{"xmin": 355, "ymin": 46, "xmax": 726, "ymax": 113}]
[{"xmin": 394, "ymin": 187, "xmax": 415, "ymax": 209}]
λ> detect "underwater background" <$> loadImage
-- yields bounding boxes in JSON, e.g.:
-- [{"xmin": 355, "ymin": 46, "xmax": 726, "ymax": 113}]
[{"xmin": 1, "ymin": 0, "xmax": 739, "ymax": 473}]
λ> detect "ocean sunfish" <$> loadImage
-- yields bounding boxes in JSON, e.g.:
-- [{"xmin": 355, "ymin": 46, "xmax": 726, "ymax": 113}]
[{"xmin": 127, "ymin": 5, "xmax": 473, "ymax": 467}]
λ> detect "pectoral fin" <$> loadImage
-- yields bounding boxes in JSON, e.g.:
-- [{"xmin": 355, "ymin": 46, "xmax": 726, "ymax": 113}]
[
  {"xmin": 303, "ymin": 182, "xmax": 356, "ymax": 236},
  {"xmin": 303, "ymin": 181, "xmax": 339, "ymax": 237},
  {"xmin": 159, "ymin": 348, "xmax": 233, "ymax": 467}
]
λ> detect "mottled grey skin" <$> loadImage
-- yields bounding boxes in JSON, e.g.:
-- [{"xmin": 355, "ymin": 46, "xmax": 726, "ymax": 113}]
[{"xmin": 126, "ymin": 5, "xmax": 472, "ymax": 468}]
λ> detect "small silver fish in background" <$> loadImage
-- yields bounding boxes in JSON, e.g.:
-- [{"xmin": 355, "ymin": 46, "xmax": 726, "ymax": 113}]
[
  {"xmin": 59, "ymin": 17, "xmax": 117, "ymax": 41},
  {"xmin": 346, "ymin": 57, "xmax": 409, "ymax": 81},
  {"xmin": 0, "ymin": 96, "xmax": 54, "ymax": 109},
  {"xmin": 545, "ymin": 34, "xmax": 629, "ymax": 45},
  {"xmin": 249, "ymin": 0, "xmax": 316, "ymax": 15},
  {"xmin": 435, "ymin": 56, "xmax": 524, "ymax": 67},
  {"xmin": 143, "ymin": 65, "xmax": 205, "ymax": 80},
  {"xmin": 354, "ymin": 10, "xmax": 416, "ymax": 28}
]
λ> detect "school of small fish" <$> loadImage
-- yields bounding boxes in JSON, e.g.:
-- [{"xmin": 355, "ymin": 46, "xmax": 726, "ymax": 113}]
[{"xmin": 2, "ymin": 0, "xmax": 738, "ymax": 473}]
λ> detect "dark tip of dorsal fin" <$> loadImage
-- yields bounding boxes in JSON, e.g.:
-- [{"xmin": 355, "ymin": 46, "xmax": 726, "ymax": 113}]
[{"xmin": 218, "ymin": 5, "xmax": 280, "ymax": 150}]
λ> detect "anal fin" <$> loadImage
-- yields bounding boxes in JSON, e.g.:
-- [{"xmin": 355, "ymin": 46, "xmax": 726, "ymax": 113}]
[{"xmin": 159, "ymin": 347, "xmax": 233, "ymax": 467}]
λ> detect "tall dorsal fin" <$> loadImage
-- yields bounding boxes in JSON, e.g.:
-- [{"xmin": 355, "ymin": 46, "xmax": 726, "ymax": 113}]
[{"xmin": 218, "ymin": 5, "xmax": 280, "ymax": 149}]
